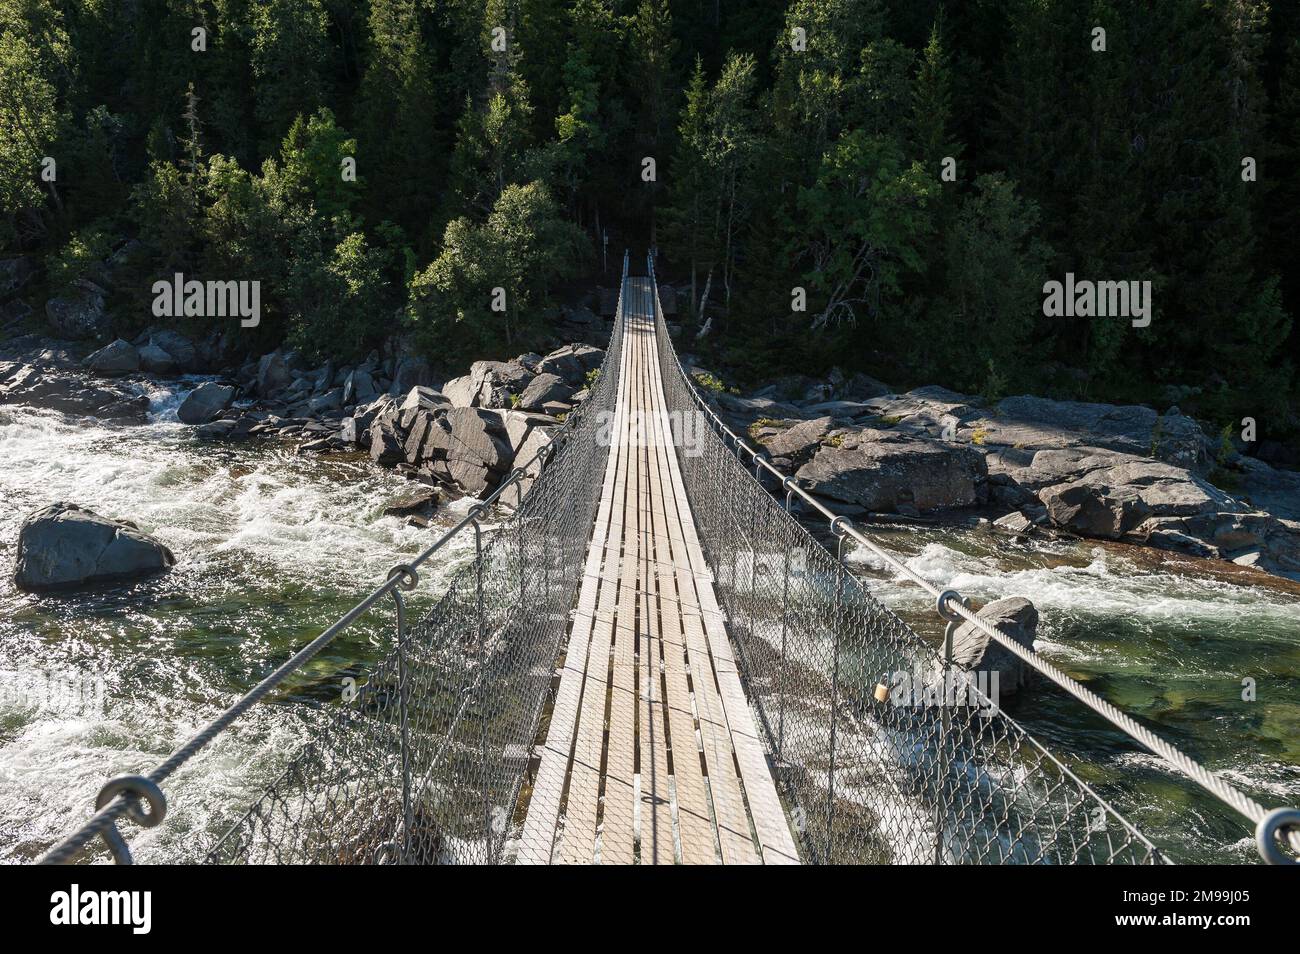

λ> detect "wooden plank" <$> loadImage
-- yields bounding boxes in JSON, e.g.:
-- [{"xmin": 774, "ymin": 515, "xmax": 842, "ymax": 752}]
[
  {"xmin": 553, "ymin": 290, "xmax": 639, "ymax": 865},
  {"xmin": 636, "ymin": 321, "xmax": 674, "ymax": 865},
  {"xmin": 647, "ymin": 324, "xmax": 802, "ymax": 866},
  {"xmin": 597, "ymin": 294, "xmax": 642, "ymax": 865},
  {"xmin": 518, "ymin": 310, "xmax": 632, "ymax": 864},
  {"xmin": 643, "ymin": 364, "xmax": 718, "ymax": 866}
]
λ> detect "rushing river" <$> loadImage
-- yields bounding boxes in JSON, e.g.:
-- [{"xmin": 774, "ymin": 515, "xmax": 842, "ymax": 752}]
[
  {"xmin": 847, "ymin": 523, "xmax": 1300, "ymax": 864},
  {"xmin": 0, "ymin": 381, "xmax": 483, "ymax": 863},
  {"xmin": 2, "ymin": 381, "xmax": 1298, "ymax": 864}
]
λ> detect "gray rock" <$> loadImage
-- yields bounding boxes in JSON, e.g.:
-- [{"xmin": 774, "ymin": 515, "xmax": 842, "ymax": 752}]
[
  {"xmin": 442, "ymin": 374, "xmax": 477, "ymax": 407},
  {"xmin": 391, "ymin": 355, "xmax": 432, "ymax": 394},
  {"xmin": 148, "ymin": 330, "xmax": 197, "ymax": 371},
  {"xmin": 256, "ymin": 350, "xmax": 293, "ymax": 395},
  {"xmin": 177, "ymin": 382, "xmax": 236, "ymax": 425},
  {"xmin": 308, "ymin": 387, "xmax": 343, "ymax": 414},
  {"xmin": 421, "ymin": 407, "xmax": 512, "ymax": 496},
  {"xmin": 83, "ymin": 339, "xmax": 139, "ymax": 376},
  {"xmin": 796, "ymin": 432, "xmax": 988, "ymax": 513},
  {"xmin": 992, "ymin": 511, "xmax": 1035, "ymax": 536},
  {"xmin": 368, "ymin": 417, "xmax": 406, "ymax": 466},
  {"xmin": 137, "ymin": 342, "xmax": 176, "ymax": 373},
  {"xmin": 538, "ymin": 343, "xmax": 603, "ymax": 384},
  {"xmin": 45, "ymin": 280, "xmax": 109, "ymax": 339},
  {"xmin": 762, "ymin": 416, "xmax": 843, "ymax": 468},
  {"xmin": 343, "ymin": 369, "xmax": 377, "ymax": 406},
  {"xmin": 14, "ymin": 503, "xmax": 175, "ymax": 591},
  {"xmin": 0, "ymin": 365, "xmax": 149, "ymax": 423},
  {"xmin": 383, "ymin": 488, "xmax": 439, "ymax": 519},
  {"xmin": 949, "ymin": 597, "xmax": 1038, "ymax": 695},
  {"xmin": 518, "ymin": 372, "xmax": 575, "ymax": 411},
  {"xmin": 499, "ymin": 424, "xmax": 555, "ymax": 508}
]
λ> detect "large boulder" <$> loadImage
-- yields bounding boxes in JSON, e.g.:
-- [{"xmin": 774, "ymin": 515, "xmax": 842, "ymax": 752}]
[
  {"xmin": 518, "ymin": 372, "xmax": 575, "ymax": 411},
  {"xmin": 256, "ymin": 350, "xmax": 294, "ymax": 396},
  {"xmin": 762, "ymin": 416, "xmax": 845, "ymax": 468},
  {"xmin": 14, "ymin": 503, "xmax": 175, "ymax": 591},
  {"xmin": 796, "ymin": 431, "xmax": 987, "ymax": 513},
  {"xmin": 0, "ymin": 364, "xmax": 149, "ymax": 423},
  {"xmin": 1036, "ymin": 457, "xmax": 1235, "ymax": 539},
  {"xmin": 83, "ymin": 339, "xmax": 139, "ymax": 376},
  {"xmin": 137, "ymin": 342, "xmax": 177, "ymax": 373},
  {"xmin": 178, "ymin": 382, "xmax": 237, "ymax": 425},
  {"xmin": 538, "ymin": 343, "xmax": 602, "ymax": 385},
  {"xmin": 148, "ymin": 330, "xmax": 198, "ymax": 371},
  {"xmin": 45, "ymin": 280, "xmax": 109, "ymax": 339},
  {"xmin": 949, "ymin": 597, "xmax": 1039, "ymax": 696},
  {"xmin": 420, "ymin": 408, "xmax": 512, "ymax": 496}
]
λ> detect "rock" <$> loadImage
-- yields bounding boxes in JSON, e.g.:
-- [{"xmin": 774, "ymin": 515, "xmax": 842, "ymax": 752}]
[
  {"xmin": 195, "ymin": 415, "xmax": 257, "ymax": 441},
  {"xmin": 796, "ymin": 431, "xmax": 987, "ymax": 513},
  {"xmin": 949, "ymin": 597, "xmax": 1038, "ymax": 695},
  {"xmin": 368, "ymin": 416, "xmax": 406, "ymax": 466},
  {"xmin": 499, "ymin": 424, "xmax": 555, "ymax": 508},
  {"xmin": 177, "ymin": 382, "xmax": 237, "ymax": 425},
  {"xmin": 420, "ymin": 407, "xmax": 512, "ymax": 495},
  {"xmin": 762, "ymin": 416, "xmax": 843, "ymax": 468},
  {"xmin": 994, "ymin": 395, "xmax": 1157, "ymax": 454},
  {"xmin": 992, "ymin": 511, "xmax": 1035, "ymax": 536},
  {"xmin": 137, "ymin": 342, "xmax": 176, "ymax": 373},
  {"xmin": 0, "ymin": 365, "xmax": 149, "ymax": 423},
  {"xmin": 256, "ymin": 350, "xmax": 293, "ymax": 396},
  {"xmin": 538, "ymin": 343, "xmax": 602, "ymax": 385},
  {"xmin": 0, "ymin": 256, "xmax": 36, "ymax": 299},
  {"xmin": 308, "ymin": 387, "xmax": 343, "ymax": 414},
  {"xmin": 469, "ymin": 359, "xmax": 535, "ymax": 408},
  {"xmin": 442, "ymin": 374, "xmax": 477, "ymax": 408},
  {"xmin": 390, "ymin": 355, "xmax": 432, "ymax": 395},
  {"xmin": 13, "ymin": 503, "xmax": 175, "ymax": 591},
  {"xmin": 518, "ymin": 372, "xmax": 575, "ymax": 411},
  {"xmin": 383, "ymin": 488, "xmax": 439, "ymax": 519},
  {"xmin": 1152, "ymin": 407, "xmax": 1214, "ymax": 473},
  {"xmin": 148, "ymin": 330, "xmax": 198, "ymax": 371},
  {"xmin": 83, "ymin": 339, "xmax": 139, "ymax": 376},
  {"xmin": 45, "ymin": 280, "xmax": 109, "ymax": 339},
  {"xmin": 399, "ymin": 385, "xmax": 450, "ymax": 415},
  {"xmin": 343, "ymin": 369, "xmax": 378, "ymax": 406},
  {"xmin": 1036, "ymin": 457, "xmax": 1234, "ymax": 539}
]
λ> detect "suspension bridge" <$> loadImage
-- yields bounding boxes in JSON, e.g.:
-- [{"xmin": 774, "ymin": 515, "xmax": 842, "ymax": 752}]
[{"xmin": 39, "ymin": 253, "xmax": 1300, "ymax": 866}]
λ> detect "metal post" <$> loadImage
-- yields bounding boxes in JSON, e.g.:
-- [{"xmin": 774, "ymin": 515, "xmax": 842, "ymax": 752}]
[
  {"xmin": 472, "ymin": 514, "xmax": 491, "ymax": 862},
  {"xmin": 935, "ymin": 620, "xmax": 957, "ymax": 866},
  {"xmin": 825, "ymin": 516, "xmax": 851, "ymax": 864},
  {"xmin": 776, "ymin": 544, "xmax": 791, "ymax": 760}
]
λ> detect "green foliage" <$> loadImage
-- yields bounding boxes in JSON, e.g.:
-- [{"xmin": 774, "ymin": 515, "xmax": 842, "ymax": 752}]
[
  {"xmin": 407, "ymin": 181, "xmax": 588, "ymax": 360},
  {"xmin": 44, "ymin": 222, "xmax": 111, "ymax": 290}
]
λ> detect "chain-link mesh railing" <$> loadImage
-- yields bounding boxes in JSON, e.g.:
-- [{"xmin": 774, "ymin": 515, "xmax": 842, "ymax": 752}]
[
  {"xmin": 201, "ymin": 287, "xmax": 628, "ymax": 866},
  {"xmin": 647, "ymin": 258, "xmax": 1166, "ymax": 865}
]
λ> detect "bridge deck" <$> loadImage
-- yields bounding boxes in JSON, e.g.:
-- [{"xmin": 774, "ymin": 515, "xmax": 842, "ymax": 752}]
[{"xmin": 518, "ymin": 277, "xmax": 800, "ymax": 865}]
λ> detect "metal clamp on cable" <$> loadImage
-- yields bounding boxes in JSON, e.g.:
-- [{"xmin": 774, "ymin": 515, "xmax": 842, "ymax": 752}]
[
  {"xmin": 1256, "ymin": 807, "xmax": 1300, "ymax": 865},
  {"xmin": 936, "ymin": 589, "xmax": 970, "ymax": 624},
  {"xmin": 388, "ymin": 564, "xmax": 419, "ymax": 592},
  {"xmin": 95, "ymin": 775, "xmax": 166, "ymax": 865}
]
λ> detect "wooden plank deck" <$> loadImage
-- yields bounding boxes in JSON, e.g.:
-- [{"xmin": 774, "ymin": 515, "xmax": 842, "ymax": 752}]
[{"xmin": 517, "ymin": 276, "xmax": 800, "ymax": 865}]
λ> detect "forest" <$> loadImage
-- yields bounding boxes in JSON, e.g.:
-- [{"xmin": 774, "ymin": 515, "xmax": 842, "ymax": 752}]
[{"xmin": 1, "ymin": 0, "xmax": 1297, "ymax": 442}]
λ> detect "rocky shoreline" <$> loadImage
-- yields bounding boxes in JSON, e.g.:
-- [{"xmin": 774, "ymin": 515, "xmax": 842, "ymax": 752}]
[{"xmin": 697, "ymin": 368, "xmax": 1300, "ymax": 581}]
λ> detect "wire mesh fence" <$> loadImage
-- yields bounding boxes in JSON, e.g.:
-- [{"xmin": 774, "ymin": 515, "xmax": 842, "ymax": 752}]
[
  {"xmin": 647, "ymin": 260, "xmax": 1164, "ymax": 865},
  {"xmin": 202, "ymin": 285, "xmax": 628, "ymax": 865}
]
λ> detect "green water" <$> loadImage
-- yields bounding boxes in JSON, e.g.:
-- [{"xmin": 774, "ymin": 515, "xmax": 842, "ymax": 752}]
[{"xmin": 847, "ymin": 523, "xmax": 1300, "ymax": 863}]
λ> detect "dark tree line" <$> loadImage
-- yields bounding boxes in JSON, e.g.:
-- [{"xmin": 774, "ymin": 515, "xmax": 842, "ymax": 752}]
[{"xmin": 1, "ymin": 0, "xmax": 1297, "ymax": 437}]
